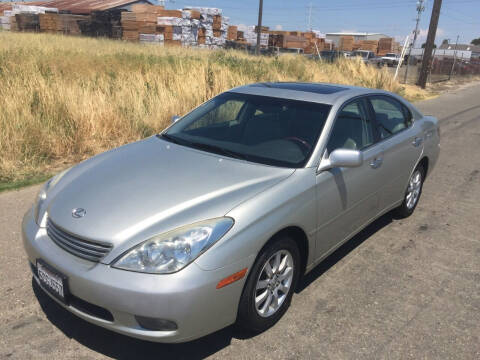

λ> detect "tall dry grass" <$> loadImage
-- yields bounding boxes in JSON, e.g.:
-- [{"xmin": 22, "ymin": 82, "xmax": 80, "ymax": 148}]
[{"xmin": 0, "ymin": 31, "xmax": 430, "ymax": 183}]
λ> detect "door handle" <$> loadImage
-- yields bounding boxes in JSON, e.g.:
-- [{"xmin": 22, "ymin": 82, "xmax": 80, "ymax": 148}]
[
  {"xmin": 412, "ymin": 137, "xmax": 423, "ymax": 147},
  {"xmin": 370, "ymin": 157, "xmax": 383, "ymax": 169}
]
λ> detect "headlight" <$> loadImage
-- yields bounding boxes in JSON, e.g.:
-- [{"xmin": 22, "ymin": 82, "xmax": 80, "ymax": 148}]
[
  {"xmin": 34, "ymin": 168, "xmax": 70, "ymax": 227},
  {"xmin": 113, "ymin": 218, "xmax": 234, "ymax": 274}
]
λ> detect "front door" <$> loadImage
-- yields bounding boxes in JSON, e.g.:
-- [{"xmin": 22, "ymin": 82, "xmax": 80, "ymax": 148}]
[{"xmin": 314, "ymin": 97, "xmax": 384, "ymax": 260}]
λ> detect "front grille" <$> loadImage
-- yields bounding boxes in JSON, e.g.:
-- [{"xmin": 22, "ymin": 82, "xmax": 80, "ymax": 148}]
[{"xmin": 47, "ymin": 219, "xmax": 112, "ymax": 262}]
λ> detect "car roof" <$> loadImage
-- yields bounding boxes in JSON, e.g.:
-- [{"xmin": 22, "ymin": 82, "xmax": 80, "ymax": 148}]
[{"xmin": 229, "ymin": 82, "xmax": 388, "ymax": 105}]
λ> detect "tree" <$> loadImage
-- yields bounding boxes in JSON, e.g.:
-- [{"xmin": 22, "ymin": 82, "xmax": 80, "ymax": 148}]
[
  {"xmin": 421, "ymin": 42, "xmax": 436, "ymax": 48},
  {"xmin": 471, "ymin": 38, "xmax": 480, "ymax": 46}
]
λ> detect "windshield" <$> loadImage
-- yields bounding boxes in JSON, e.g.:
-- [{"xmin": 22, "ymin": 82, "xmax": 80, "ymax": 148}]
[
  {"xmin": 385, "ymin": 53, "xmax": 396, "ymax": 57},
  {"xmin": 163, "ymin": 92, "xmax": 331, "ymax": 168}
]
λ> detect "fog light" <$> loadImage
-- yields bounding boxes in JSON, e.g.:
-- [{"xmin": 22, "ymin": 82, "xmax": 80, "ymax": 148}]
[{"xmin": 135, "ymin": 316, "xmax": 178, "ymax": 331}]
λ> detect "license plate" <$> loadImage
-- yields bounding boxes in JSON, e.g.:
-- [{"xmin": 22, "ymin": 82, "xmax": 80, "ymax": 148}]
[{"xmin": 36, "ymin": 260, "xmax": 69, "ymax": 304}]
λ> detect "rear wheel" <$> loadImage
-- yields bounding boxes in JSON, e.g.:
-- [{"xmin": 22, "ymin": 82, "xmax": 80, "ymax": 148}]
[
  {"xmin": 237, "ymin": 236, "xmax": 300, "ymax": 332},
  {"xmin": 395, "ymin": 165, "xmax": 425, "ymax": 218}
]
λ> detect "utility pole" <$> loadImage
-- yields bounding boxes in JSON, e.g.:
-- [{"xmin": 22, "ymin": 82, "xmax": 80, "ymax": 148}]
[
  {"xmin": 417, "ymin": 0, "xmax": 443, "ymax": 88},
  {"xmin": 256, "ymin": 0, "xmax": 263, "ymax": 55},
  {"xmin": 448, "ymin": 35, "xmax": 459, "ymax": 80},
  {"xmin": 404, "ymin": 0, "xmax": 425, "ymax": 84}
]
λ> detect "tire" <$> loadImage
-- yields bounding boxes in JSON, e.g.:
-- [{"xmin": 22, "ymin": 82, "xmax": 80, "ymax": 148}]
[
  {"xmin": 237, "ymin": 235, "xmax": 300, "ymax": 333},
  {"xmin": 394, "ymin": 165, "xmax": 425, "ymax": 218}
]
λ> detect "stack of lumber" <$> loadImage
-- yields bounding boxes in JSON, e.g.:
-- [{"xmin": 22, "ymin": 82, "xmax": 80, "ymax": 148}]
[
  {"xmin": 131, "ymin": 4, "xmax": 164, "ymax": 14},
  {"xmin": 304, "ymin": 36, "xmax": 325, "ymax": 54},
  {"xmin": 377, "ymin": 37, "xmax": 393, "ymax": 56},
  {"xmin": 3, "ymin": 4, "xmax": 58, "ymax": 32},
  {"xmin": 359, "ymin": 40, "xmax": 378, "ymax": 53},
  {"xmin": 183, "ymin": 7, "xmax": 229, "ymax": 48},
  {"xmin": 39, "ymin": 13, "xmax": 88, "ymax": 35},
  {"xmin": 227, "ymin": 25, "xmax": 237, "ymax": 40},
  {"xmin": 39, "ymin": 13, "xmax": 58, "ymax": 33},
  {"xmin": 339, "ymin": 36, "xmax": 354, "ymax": 51},
  {"xmin": 238, "ymin": 25, "xmax": 268, "ymax": 47},
  {"xmin": 255, "ymin": 25, "xmax": 269, "ymax": 33},
  {"xmin": 156, "ymin": 15, "xmax": 184, "ymax": 47},
  {"xmin": 284, "ymin": 35, "xmax": 307, "ymax": 49},
  {"xmin": 121, "ymin": 11, "xmax": 157, "ymax": 41},
  {"xmin": 15, "ymin": 14, "xmax": 40, "ymax": 32},
  {"xmin": 139, "ymin": 33, "xmax": 164, "ymax": 45},
  {"xmin": 76, "ymin": 10, "xmax": 124, "ymax": 38},
  {"xmin": 0, "ymin": 15, "xmax": 11, "ymax": 30},
  {"xmin": 352, "ymin": 41, "xmax": 362, "ymax": 51}
]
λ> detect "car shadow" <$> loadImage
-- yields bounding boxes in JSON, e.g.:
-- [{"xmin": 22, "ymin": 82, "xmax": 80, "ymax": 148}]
[
  {"xmin": 296, "ymin": 211, "xmax": 395, "ymax": 293},
  {"xmin": 32, "ymin": 211, "xmax": 395, "ymax": 359}
]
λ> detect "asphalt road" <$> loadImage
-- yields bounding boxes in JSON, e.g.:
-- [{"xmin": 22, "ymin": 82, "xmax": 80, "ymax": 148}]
[{"xmin": 1, "ymin": 83, "xmax": 480, "ymax": 360}]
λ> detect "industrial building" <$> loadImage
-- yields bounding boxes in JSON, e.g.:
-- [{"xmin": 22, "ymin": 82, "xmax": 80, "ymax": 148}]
[{"xmin": 326, "ymin": 32, "xmax": 390, "ymax": 47}]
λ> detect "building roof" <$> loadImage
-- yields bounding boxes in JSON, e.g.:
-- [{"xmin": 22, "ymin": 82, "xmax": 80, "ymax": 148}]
[
  {"xmin": 20, "ymin": 0, "xmax": 152, "ymax": 14},
  {"xmin": 325, "ymin": 32, "xmax": 385, "ymax": 37},
  {"xmin": 439, "ymin": 43, "xmax": 480, "ymax": 53}
]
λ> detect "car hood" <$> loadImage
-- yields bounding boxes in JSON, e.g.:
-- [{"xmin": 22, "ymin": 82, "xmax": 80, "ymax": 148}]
[{"xmin": 46, "ymin": 136, "xmax": 293, "ymax": 259}]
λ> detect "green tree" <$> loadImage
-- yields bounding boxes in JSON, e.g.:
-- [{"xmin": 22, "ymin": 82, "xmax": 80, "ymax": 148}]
[
  {"xmin": 421, "ymin": 42, "xmax": 437, "ymax": 49},
  {"xmin": 471, "ymin": 38, "xmax": 480, "ymax": 46}
]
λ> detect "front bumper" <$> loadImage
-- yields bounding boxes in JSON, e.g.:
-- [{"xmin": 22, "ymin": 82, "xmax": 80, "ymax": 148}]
[{"xmin": 22, "ymin": 209, "xmax": 254, "ymax": 343}]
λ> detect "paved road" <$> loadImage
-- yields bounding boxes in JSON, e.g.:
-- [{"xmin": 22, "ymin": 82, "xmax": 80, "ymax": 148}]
[{"xmin": 1, "ymin": 83, "xmax": 480, "ymax": 360}]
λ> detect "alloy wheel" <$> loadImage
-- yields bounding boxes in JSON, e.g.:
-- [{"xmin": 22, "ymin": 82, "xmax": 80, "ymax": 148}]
[
  {"xmin": 254, "ymin": 249, "xmax": 294, "ymax": 318},
  {"xmin": 406, "ymin": 169, "xmax": 422, "ymax": 209}
]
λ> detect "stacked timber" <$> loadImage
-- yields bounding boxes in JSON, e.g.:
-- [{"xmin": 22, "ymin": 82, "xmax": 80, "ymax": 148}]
[
  {"xmin": 15, "ymin": 14, "xmax": 40, "ymax": 32},
  {"xmin": 0, "ymin": 15, "xmax": 11, "ymax": 30},
  {"xmin": 78, "ymin": 10, "xmax": 124, "ymax": 38},
  {"xmin": 227, "ymin": 25, "xmax": 237, "ymax": 40},
  {"xmin": 182, "ymin": 7, "xmax": 229, "ymax": 48},
  {"xmin": 359, "ymin": 40, "xmax": 379, "ymax": 53},
  {"xmin": 377, "ymin": 37, "xmax": 393, "ymax": 56},
  {"xmin": 238, "ymin": 25, "xmax": 268, "ymax": 47},
  {"xmin": 39, "ymin": 13, "xmax": 88, "ymax": 35},
  {"xmin": 339, "ymin": 36, "xmax": 354, "ymax": 51},
  {"xmin": 303, "ymin": 32, "xmax": 325, "ymax": 54},
  {"xmin": 121, "ymin": 11, "xmax": 157, "ymax": 41}
]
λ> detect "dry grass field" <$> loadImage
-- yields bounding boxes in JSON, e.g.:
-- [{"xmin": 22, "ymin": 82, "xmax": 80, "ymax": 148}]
[{"xmin": 0, "ymin": 31, "xmax": 430, "ymax": 188}]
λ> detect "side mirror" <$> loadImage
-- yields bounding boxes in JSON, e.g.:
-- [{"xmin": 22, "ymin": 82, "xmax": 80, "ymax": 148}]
[
  {"xmin": 318, "ymin": 149, "xmax": 363, "ymax": 171},
  {"xmin": 171, "ymin": 115, "xmax": 181, "ymax": 123}
]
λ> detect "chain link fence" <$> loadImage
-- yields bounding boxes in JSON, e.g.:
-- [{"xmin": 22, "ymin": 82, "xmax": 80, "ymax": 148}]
[{"xmin": 391, "ymin": 56, "xmax": 480, "ymax": 85}]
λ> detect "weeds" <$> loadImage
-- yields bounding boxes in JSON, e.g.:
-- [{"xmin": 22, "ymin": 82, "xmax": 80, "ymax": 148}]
[{"xmin": 0, "ymin": 32, "xmax": 430, "ymax": 183}]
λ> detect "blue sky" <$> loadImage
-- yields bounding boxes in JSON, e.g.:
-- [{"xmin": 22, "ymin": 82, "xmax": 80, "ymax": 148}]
[{"xmin": 168, "ymin": 0, "xmax": 480, "ymax": 44}]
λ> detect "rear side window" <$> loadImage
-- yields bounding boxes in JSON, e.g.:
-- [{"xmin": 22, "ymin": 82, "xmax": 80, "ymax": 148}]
[{"xmin": 370, "ymin": 96, "xmax": 411, "ymax": 139}]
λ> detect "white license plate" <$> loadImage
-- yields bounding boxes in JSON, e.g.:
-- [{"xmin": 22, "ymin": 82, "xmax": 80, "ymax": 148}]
[{"xmin": 37, "ymin": 260, "xmax": 68, "ymax": 303}]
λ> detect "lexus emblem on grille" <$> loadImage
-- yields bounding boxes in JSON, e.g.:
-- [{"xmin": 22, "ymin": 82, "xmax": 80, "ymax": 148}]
[{"xmin": 72, "ymin": 208, "xmax": 86, "ymax": 218}]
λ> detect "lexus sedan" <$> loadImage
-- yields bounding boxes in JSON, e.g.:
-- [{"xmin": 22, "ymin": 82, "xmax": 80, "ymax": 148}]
[{"xmin": 22, "ymin": 82, "xmax": 440, "ymax": 343}]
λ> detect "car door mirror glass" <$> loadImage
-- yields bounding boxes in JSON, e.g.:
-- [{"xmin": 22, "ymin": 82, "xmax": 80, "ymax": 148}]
[{"xmin": 318, "ymin": 149, "xmax": 363, "ymax": 171}]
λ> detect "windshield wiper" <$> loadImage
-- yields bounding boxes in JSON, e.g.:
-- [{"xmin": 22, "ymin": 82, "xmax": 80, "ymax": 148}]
[
  {"xmin": 189, "ymin": 142, "xmax": 248, "ymax": 161},
  {"xmin": 159, "ymin": 133, "xmax": 182, "ymax": 145}
]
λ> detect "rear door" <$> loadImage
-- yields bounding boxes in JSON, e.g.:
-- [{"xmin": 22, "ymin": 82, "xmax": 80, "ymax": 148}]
[
  {"xmin": 314, "ymin": 97, "xmax": 385, "ymax": 259},
  {"xmin": 367, "ymin": 95, "xmax": 424, "ymax": 211}
]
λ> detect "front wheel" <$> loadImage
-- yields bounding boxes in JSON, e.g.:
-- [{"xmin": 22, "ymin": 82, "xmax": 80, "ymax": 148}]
[
  {"xmin": 394, "ymin": 165, "xmax": 425, "ymax": 218},
  {"xmin": 237, "ymin": 236, "xmax": 300, "ymax": 333}
]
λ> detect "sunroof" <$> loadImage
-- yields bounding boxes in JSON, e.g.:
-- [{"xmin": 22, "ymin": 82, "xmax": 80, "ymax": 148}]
[{"xmin": 251, "ymin": 82, "xmax": 347, "ymax": 94}]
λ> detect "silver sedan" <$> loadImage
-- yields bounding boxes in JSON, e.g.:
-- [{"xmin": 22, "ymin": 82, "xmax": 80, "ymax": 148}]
[{"xmin": 22, "ymin": 82, "xmax": 440, "ymax": 343}]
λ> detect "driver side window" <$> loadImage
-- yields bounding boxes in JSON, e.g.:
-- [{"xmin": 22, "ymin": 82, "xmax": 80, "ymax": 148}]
[{"xmin": 327, "ymin": 99, "xmax": 374, "ymax": 153}]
